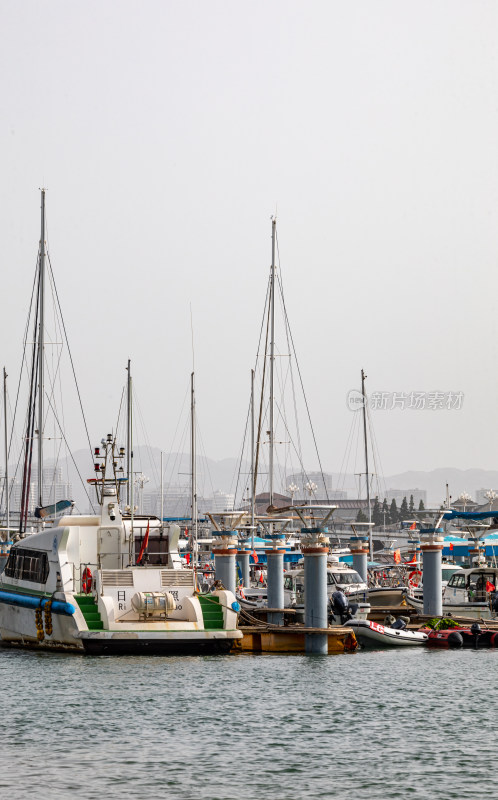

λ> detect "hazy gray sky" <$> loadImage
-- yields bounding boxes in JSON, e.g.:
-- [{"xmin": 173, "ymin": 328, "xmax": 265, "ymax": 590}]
[{"xmin": 2, "ymin": 0, "xmax": 498, "ymax": 481}]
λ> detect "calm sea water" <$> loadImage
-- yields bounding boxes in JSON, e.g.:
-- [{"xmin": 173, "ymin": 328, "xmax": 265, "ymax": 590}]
[{"xmin": 1, "ymin": 646, "xmax": 496, "ymax": 800}]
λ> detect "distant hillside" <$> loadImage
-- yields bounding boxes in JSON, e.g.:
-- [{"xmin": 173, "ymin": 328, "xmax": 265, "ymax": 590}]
[{"xmin": 21, "ymin": 450, "xmax": 498, "ymax": 512}]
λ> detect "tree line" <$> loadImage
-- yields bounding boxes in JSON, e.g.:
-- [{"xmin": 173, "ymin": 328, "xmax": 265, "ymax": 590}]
[{"xmin": 356, "ymin": 495, "xmax": 425, "ymax": 524}]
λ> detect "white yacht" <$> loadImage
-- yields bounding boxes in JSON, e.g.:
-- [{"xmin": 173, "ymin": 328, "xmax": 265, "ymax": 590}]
[{"xmin": 0, "ymin": 437, "xmax": 242, "ymax": 654}]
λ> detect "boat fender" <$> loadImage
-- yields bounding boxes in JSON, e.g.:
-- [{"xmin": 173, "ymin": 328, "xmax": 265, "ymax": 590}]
[
  {"xmin": 82, "ymin": 567, "xmax": 92, "ymax": 594},
  {"xmin": 44, "ymin": 598, "xmax": 53, "ymax": 636},
  {"xmin": 35, "ymin": 600, "xmax": 45, "ymax": 642},
  {"xmin": 231, "ymin": 601, "xmax": 241, "ymax": 613},
  {"xmin": 491, "ymin": 632, "xmax": 498, "ymax": 648},
  {"xmin": 447, "ymin": 631, "xmax": 464, "ymax": 648}
]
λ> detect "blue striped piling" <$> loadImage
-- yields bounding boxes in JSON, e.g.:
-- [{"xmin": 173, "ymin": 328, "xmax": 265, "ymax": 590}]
[
  {"xmin": 236, "ymin": 545, "xmax": 251, "ymax": 590},
  {"xmin": 301, "ymin": 528, "xmax": 329, "ymax": 654},
  {"xmin": 267, "ymin": 535, "xmax": 286, "ymax": 626},
  {"xmin": 212, "ymin": 533, "xmax": 237, "ymax": 595},
  {"xmin": 420, "ymin": 529, "xmax": 444, "ymax": 616},
  {"xmin": 349, "ymin": 536, "xmax": 369, "ymax": 583}
]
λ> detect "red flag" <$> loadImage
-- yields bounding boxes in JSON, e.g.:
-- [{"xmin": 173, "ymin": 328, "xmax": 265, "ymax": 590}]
[
  {"xmin": 449, "ymin": 542, "xmax": 454, "ymax": 551},
  {"xmin": 409, "ymin": 522, "xmax": 416, "ymax": 530},
  {"xmin": 252, "ymin": 550, "xmax": 259, "ymax": 564},
  {"xmin": 486, "ymin": 581, "xmax": 495, "ymax": 592},
  {"xmin": 136, "ymin": 520, "xmax": 150, "ymax": 564},
  {"xmin": 259, "ymin": 571, "xmax": 264, "ymax": 584},
  {"xmin": 185, "ymin": 552, "xmax": 191, "ymax": 565}
]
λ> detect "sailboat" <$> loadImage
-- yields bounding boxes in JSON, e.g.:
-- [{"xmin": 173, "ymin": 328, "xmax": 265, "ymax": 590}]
[{"xmin": 0, "ymin": 194, "xmax": 242, "ymax": 654}]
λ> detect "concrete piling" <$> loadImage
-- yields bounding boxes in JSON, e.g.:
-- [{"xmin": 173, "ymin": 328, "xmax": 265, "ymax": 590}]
[
  {"xmin": 420, "ymin": 529, "xmax": 444, "ymax": 616},
  {"xmin": 301, "ymin": 527, "xmax": 329, "ymax": 654}
]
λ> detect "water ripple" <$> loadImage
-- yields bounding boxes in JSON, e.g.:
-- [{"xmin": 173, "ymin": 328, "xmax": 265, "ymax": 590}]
[{"xmin": 0, "ymin": 647, "xmax": 496, "ymax": 799}]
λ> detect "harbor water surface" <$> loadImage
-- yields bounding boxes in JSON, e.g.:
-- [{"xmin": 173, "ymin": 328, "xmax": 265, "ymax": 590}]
[{"xmin": 1, "ymin": 647, "xmax": 495, "ymax": 800}]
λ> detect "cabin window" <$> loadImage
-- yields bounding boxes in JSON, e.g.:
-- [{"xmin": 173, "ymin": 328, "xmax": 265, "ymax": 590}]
[
  {"xmin": 4, "ymin": 547, "xmax": 49, "ymax": 584},
  {"xmin": 453, "ymin": 575, "xmax": 465, "ymax": 588},
  {"xmin": 284, "ymin": 576, "xmax": 294, "ymax": 590},
  {"xmin": 332, "ymin": 572, "xmax": 362, "ymax": 585}
]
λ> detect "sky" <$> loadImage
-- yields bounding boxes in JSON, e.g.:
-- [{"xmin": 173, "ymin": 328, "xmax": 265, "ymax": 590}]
[{"xmin": 1, "ymin": 0, "xmax": 498, "ymax": 486}]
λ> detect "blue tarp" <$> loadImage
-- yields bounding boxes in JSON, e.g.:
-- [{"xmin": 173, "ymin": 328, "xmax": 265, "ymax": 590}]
[{"xmin": 443, "ymin": 510, "xmax": 498, "ymax": 521}]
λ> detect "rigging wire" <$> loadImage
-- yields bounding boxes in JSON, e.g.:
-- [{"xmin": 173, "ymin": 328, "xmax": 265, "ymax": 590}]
[
  {"xmin": 47, "ymin": 254, "xmax": 94, "ymax": 464},
  {"xmin": 44, "ymin": 393, "xmax": 96, "ymax": 513},
  {"xmin": 275, "ymin": 230, "xmax": 330, "ymax": 503}
]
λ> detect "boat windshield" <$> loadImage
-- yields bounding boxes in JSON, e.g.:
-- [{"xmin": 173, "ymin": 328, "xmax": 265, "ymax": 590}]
[{"xmin": 331, "ymin": 571, "xmax": 362, "ymax": 585}]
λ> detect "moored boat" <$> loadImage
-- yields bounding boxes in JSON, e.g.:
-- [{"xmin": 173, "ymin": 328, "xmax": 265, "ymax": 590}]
[
  {"xmin": 424, "ymin": 623, "xmax": 498, "ymax": 649},
  {"xmin": 347, "ymin": 618, "xmax": 428, "ymax": 647},
  {"xmin": 406, "ymin": 565, "xmax": 498, "ymax": 620},
  {"xmin": 0, "ymin": 436, "xmax": 242, "ymax": 654}
]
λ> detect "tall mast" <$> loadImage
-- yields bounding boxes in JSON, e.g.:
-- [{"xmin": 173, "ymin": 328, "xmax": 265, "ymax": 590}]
[
  {"xmin": 128, "ymin": 361, "xmax": 134, "ymax": 564},
  {"xmin": 38, "ymin": 189, "xmax": 46, "ymax": 507},
  {"xmin": 3, "ymin": 368, "xmax": 9, "ymax": 529},
  {"xmin": 361, "ymin": 369, "xmax": 373, "ymax": 560},
  {"xmin": 191, "ymin": 372, "xmax": 198, "ymax": 566},
  {"xmin": 250, "ymin": 368, "xmax": 255, "ymax": 548},
  {"xmin": 126, "ymin": 359, "xmax": 131, "ymax": 505},
  {"xmin": 160, "ymin": 450, "xmax": 164, "ymax": 531},
  {"xmin": 269, "ymin": 217, "xmax": 276, "ymax": 507}
]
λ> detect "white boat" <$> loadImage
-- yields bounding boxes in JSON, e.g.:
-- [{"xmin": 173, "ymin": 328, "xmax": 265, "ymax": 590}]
[
  {"xmin": 404, "ymin": 563, "xmax": 498, "ymax": 619},
  {"xmin": 283, "ymin": 562, "xmax": 370, "ymax": 622},
  {"xmin": 0, "ymin": 195, "xmax": 242, "ymax": 654},
  {"xmin": 0, "ymin": 436, "xmax": 242, "ymax": 654},
  {"xmin": 347, "ymin": 619, "xmax": 428, "ymax": 647},
  {"xmin": 283, "ymin": 558, "xmax": 368, "ymax": 605}
]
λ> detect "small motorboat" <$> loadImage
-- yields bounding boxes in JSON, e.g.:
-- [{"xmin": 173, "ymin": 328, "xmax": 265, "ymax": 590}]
[
  {"xmin": 423, "ymin": 622, "xmax": 498, "ymax": 649},
  {"xmin": 346, "ymin": 618, "xmax": 428, "ymax": 648}
]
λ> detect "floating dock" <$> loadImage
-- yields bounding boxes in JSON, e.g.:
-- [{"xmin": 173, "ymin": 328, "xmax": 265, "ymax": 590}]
[{"xmin": 235, "ymin": 624, "xmax": 357, "ymax": 653}]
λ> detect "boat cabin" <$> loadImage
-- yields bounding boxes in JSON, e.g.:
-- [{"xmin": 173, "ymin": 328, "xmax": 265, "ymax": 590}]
[
  {"xmin": 283, "ymin": 566, "xmax": 366, "ymax": 607},
  {"xmin": 444, "ymin": 567, "xmax": 498, "ymax": 605}
]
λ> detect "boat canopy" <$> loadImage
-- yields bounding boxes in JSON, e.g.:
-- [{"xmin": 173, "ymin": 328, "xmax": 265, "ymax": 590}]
[{"xmin": 443, "ymin": 510, "xmax": 498, "ymax": 521}]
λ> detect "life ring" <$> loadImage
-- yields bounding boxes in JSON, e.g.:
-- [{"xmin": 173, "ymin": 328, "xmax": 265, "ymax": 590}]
[
  {"xmin": 408, "ymin": 570, "xmax": 422, "ymax": 588},
  {"xmin": 82, "ymin": 567, "xmax": 92, "ymax": 594}
]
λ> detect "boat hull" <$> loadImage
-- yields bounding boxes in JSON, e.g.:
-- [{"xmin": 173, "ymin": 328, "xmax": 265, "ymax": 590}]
[
  {"xmin": 78, "ymin": 632, "xmax": 235, "ymax": 655},
  {"xmin": 347, "ymin": 619, "xmax": 428, "ymax": 647},
  {"xmin": 425, "ymin": 627, "xmax": 498, "ymax": 649},
  {"xmin": 405, "ymin": 594, "xmax": 494, "ymax": 619},
  {"xmin": 0, "ymin": 588, "xmax": 242, "ymax": 655}
]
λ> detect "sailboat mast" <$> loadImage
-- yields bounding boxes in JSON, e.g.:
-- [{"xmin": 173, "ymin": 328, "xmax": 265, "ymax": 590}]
[
  {"xmin": 160, "ymin": 450, "xmax": 164, "ymax": 532},
  {"xmin": 191, "ymin": 371, "xmax": 198, "ymax": 566},
  {"xmin": 128, "ymin": 362, "xmax": 134, "ymax": 563},
  {"xmin": 269, "ymin": 217, "xmax": 276, "ymax": 508},
  {"xmin": 38, "ymin": 189, "xmax": 46, "ymax": 508},
  {"xmin": 250, "ymin": 368, "xmax": 255, "ymax": 548},
  {"xmin": 361, "ymin": 368, "xmax": 373, "ymax": 560},
  {"xmin": 3, "ymin": 368, "xmax": 9, "ymax": 529},
  {"xmin": 126, "ymin": 359, "xmax": 131, "ymax": 506}
]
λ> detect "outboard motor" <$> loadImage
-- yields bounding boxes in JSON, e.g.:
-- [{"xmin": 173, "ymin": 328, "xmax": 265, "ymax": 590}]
[
  {"xmin": 391, "ymin": 618, "xmax": 407, "ymax": 631},
  {"xmin": 471, "ymin": 622, "xmax": 482, "ymax": 650},
  {"xmin": 331, "ymin": 590, "xmax": 353, "ymax": 624}
]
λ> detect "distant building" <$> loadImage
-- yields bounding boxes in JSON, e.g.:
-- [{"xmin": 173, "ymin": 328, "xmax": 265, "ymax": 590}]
[
  {"xmin": 206, "ymin": 490, "xmax": 235, "ymax": 514},
  {"xmin": 143, "ymin": 485, "xmax": 191, "ymax": 518},
  {"xmin": 1, "ymin": 466, "xmax": 72, "ymax": 517}
]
